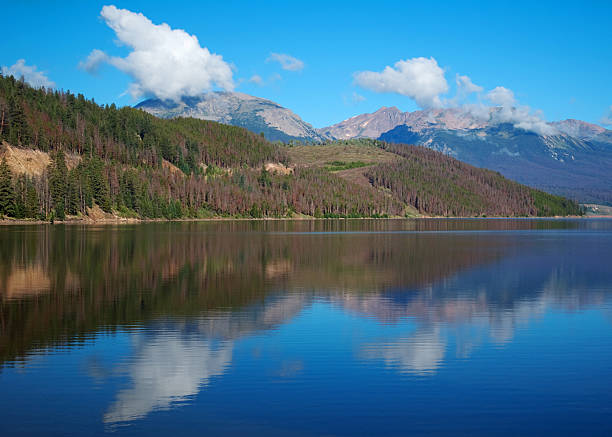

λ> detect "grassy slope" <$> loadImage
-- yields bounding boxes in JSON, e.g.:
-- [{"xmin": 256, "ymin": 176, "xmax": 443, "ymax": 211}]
[{"xmin": 286, "ymin": 143, "xmax": 397, "ymax": 167}]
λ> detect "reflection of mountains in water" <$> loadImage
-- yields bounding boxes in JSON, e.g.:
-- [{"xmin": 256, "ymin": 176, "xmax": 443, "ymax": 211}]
[
  {"xmin": 1, "ymin": 221, "xmax": 610, "ymax": 367},
  {"xmin": 343, "ymin": 234, "xmax": 612, "ymax": 375}
]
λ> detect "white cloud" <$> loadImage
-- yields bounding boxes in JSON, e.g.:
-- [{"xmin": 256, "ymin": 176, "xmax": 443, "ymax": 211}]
[
  {"xmin": 1, "ymin": 59, "xmax": 55, "ymax": 88},
  {"xmin": 352, "ymin": 57, "xmax": 557, "ymax": 135},
  {"xmin": 267, "ymin": 53, "xmax": 304, "ymax": 72},
  {"xmin": 601, "ymin": 105, "xmax": 612, "ymax": 127},
  {"xmin": 82, "ymin": 5, "xmax": 234, "ymax": 101},
  {"xmin": 487, "ymin": 86, "xmax": 515, "ymax": 107},
  {"xmin": 456, "ymin": 74, "xmax": 483, "ymax": 95},
  {"xmin": 485, "ymin": 86, "xmax": 557, "ymax": 135},
  {"xmin": 354, "ymin": 57, "xmax": 448, "ymax": 109},
  {"xmin": 78, "ymin": 49, "xmax": 110, "ymax": 74}
]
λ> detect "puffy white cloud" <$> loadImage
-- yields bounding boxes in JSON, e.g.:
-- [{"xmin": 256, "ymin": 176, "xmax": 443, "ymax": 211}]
[
  {"xmin": 485, "ymin": 86, "xmax": 557, "ymax": 135},
  {"xmin": 78, "ymin": 49, "xmax": 109, "ymax": 74},
  {"xmin": 487, "ymin": 86, "xmax": 515, "ymax": 106},
  {"xmin": 352, "ymin": 56, "xmax": 556, "ymax": 135},
  {"xmin": 456, "ymin": 74, "xmax": 483, "ymax": 95},
  {"xmin": 601, "ymin": 105, "xmax": 612, "ymax": 127},
  {"xmin": 1, "ymin": 59, "xmax": 55, "ymax": 88},
  {"xmin": 82, "ymin": 5, "xmax": 234, "ymax": 101},
  {"xmin": 354, "ymin": 57, "xmax": 448, "ymax": 109},
  {"xmin": 266, "ymin": 53, "xmax": 304, "ymax": 72}
]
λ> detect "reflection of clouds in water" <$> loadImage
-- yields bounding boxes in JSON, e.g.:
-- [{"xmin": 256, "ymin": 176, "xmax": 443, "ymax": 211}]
[
  {"xmin": 194, "ymin": 293, "xmax": 309, "ymax": 339},
  {"xmin": 104, "ymin": 293, "xmax": 308, "ymax": 425},
  {"xmin": 487, "ymin": 298, "xmax": 546, "ymax": 345},
  {"xmin": 349, "ymin": 264, "xmax": 612, "ymax": 375},
  {"xmin": 104, "ymin": 334, "xmax": 232, "ymax": 424},
  {"xmin": 362, "ymin": 327, "xmax": 446, "ymax": 375}
]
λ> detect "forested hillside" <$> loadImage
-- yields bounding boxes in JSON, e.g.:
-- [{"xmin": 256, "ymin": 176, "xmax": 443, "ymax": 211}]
[
  {"xmin": 0, "ymin": 74, "xmax": 397, "ymax": 219},
  {"xmin": 365, "ymin": 143, "xmax": 583, "ymax": 217},
  {"xmin": 0, "ymin": 74, "xmax": 582, "ymax": 220}
]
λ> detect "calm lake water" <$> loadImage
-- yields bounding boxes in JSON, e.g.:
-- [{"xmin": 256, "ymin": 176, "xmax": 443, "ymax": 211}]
[{"xmin": 1, "ymin": 219, "xmax": 612, "ymax": 436}]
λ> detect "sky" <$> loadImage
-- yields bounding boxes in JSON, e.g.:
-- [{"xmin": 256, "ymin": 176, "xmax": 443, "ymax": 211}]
[{"xmin": 1, "ymin": 0, "xmax": 611, "ymax": 129}]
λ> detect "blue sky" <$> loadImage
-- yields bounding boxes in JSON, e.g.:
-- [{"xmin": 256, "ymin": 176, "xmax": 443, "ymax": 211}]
[{"xmin": 2, "ymin": 0, "xmax": 611, "ymax": 128}]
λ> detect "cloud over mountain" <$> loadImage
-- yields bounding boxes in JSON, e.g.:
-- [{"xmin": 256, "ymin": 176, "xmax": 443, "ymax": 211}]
[
  {"xmin": 455, "ymin": 74, "xmax": 483, "ymax": 96},
  {"xmin": 81, "ymin": 5, "xmax": 234, "ymax": 101},
  {"xmin": 353, "ymin": 57, "xmax": 555, "ymax": 135},
  {"xmin": 485, "ymin": 86, "xmax": 557, "ymax": 135},
  {"xmin": 1, "ymin": 59, "xmax": 55, "ymax": 88},
  {"xmin": 354, "ymin": 57, "xmax": 448, "ymax": 109}
]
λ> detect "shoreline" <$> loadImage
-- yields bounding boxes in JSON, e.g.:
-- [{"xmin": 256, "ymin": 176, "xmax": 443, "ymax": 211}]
[{"xmin": 0, "ymin": 214, "xmax": 602, "ymax": 226}]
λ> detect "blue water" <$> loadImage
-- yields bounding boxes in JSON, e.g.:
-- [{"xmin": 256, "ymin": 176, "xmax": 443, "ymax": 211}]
[{"xmin": 0, "ymin": 219, "xmax": 611, "ymax": 436}]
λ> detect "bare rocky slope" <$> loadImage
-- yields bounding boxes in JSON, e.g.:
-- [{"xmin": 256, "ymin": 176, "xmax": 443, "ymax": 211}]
[{"xmin": 136, "ymin": 92, "xmax": 327, "ymax": 143}]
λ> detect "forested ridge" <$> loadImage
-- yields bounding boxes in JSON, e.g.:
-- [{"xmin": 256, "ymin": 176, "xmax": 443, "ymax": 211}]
[
  {"xmin": 365, "ymin": 142, "xmax": 583, "ymax": 217},
  {"xmin": 0, "ymin": 74, "xmax": 582, "ymax": 220}
]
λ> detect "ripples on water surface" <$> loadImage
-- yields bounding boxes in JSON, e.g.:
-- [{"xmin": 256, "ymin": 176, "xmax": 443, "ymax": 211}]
[{"xmin": 1, "ymin": 219, "xmax": 611, "ymax": 436}]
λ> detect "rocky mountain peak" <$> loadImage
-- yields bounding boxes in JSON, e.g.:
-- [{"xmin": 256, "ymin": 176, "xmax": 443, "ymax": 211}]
[
  {"xmin": 551, "ymin": 119, "xmax": 607, "ymax": 141},
  {"xmin": 136, "ymin": 92, "xmax": 326, "ymax": 143}
]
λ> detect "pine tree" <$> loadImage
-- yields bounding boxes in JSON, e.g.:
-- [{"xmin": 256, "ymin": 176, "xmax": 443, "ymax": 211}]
[
  {"xmin": 25, "ymin": 178, "xmax": 39, "ymax": 218},
  {"xmin": 13, "ymin": 174, "xmax": 26, "ymax": 218},
  {"xmin": 66, "ymin": 169, "xmax": 80, "ymax": 215},
  {"xmin": 0, "ymin": 158, "xmax": 16, "ymax": 216},
  {"xmin": 87, "ymin": 158, "xmax": 112, "ymax": 212},
  {"xmin": 49, "ymin": 150, "xmax": 67, "ymax": 219}
]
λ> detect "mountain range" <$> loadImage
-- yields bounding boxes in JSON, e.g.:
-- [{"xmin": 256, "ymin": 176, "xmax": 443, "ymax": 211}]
[
  {"xmin": 325, "ymin": 106, "xmax": 612, "ymax": 203},
  {"xmin": 137, "ymin": 93, "xmax": 612, "ymax": 204}
]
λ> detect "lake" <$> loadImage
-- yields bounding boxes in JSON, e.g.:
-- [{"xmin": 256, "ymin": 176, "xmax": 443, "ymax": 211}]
[{"xmin": 1, "ymin": 219, "xmax": 611, "ymax": 436}]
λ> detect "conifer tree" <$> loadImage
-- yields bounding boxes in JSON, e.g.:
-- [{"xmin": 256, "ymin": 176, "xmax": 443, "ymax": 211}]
[
  {"xmin": 87, "ymin": 158, "xmax": 112, "ymax": 212},
  {"xmin": 66, "ymin": 169, "xmax": 80, "ymax": 215},
  {"xmin": 49, "ymin": 150, "xmax": 67, "ymax": 219},
  {"xmin": 25, "ymin": 179, "xmax": 39, "ymax": 218},
  {"xmin": 0, "ymin": 158, "xmax": 16, "ymax": 216},
  {"xmin": 13, "ymin": 174, "xmax": 26, "ymax": 218}
]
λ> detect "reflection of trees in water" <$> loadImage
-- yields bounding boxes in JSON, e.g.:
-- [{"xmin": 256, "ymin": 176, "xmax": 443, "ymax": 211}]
[
  {"xmin": 0, "ymin": 220, "xmax": 609, "ymax": 369},
  {"xmin": 0, "ymin": 222, "xmax": 508, "ymax": 364}
]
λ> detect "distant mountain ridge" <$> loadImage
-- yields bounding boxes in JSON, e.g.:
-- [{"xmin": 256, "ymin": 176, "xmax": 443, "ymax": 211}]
[
  {"xmin": 321, "ymin": 107, "xmax": 612, "ymax": 204},
  {"xmin": 136, "ymin": 92, "xmax": 327, "ymax": 143},
  {"xmin": 319, "ymin": 106, "xmax": 491, "ymax": 139},
  {"xmin": 321, "ymin": 106, "xmax": 612, "ymax": 143}
]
